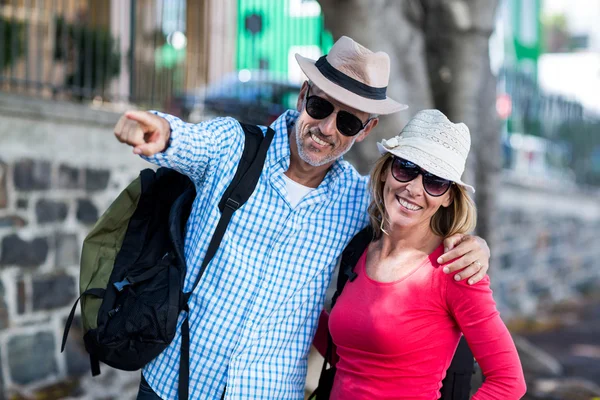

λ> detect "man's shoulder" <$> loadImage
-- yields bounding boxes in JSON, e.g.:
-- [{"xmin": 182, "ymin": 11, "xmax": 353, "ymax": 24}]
[{"xmin": 335, "ymin": 160, "xmax": 369, "ymax": 189}]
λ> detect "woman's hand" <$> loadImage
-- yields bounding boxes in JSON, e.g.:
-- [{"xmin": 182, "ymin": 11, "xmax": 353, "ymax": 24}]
[{"xmin": 437, "ymin": 234, "xmax": 490, "ymax": 285}]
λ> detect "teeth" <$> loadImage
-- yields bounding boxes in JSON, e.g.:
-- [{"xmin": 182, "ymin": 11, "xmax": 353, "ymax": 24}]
[
  {"xmin": 398, "ymin": 197, "xmax": 421, "ymax": 211},
  {"xmin": 310, "ymin": 132, "xmax": 329, "ymax": 146}
]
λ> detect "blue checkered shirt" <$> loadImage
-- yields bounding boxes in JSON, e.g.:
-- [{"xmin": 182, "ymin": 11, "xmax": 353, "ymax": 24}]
[{"xmin": 141, "ymin": 110, "xmax": 370, "ymax": 399}]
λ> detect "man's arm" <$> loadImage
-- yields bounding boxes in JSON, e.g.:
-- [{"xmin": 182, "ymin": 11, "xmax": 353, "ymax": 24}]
[
  {"xmin": 437, "ymin": 234, "xmax": 490, "ymax": 285},
  {"xmin": 114, "ymin": 110, "xmax": 239, "ymax": 183}
]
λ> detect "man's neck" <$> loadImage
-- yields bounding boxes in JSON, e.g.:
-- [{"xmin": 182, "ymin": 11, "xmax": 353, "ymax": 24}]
[
  {"xmin": 285, "ymin": 159, "xmax": 330, "ymax": 188},
  {"xmin": 285, "ymin": 123, "xmax": 333, "ymax": 188}
]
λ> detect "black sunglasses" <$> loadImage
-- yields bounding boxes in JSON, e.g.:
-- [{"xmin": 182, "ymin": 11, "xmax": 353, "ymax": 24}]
[
  {"xmin": 391, "ymin": 157, "xmax": 453, "ymax": 197},
  {"xmin": 304, "ymin": 85, "xmax": 372, "ymax": 137}
]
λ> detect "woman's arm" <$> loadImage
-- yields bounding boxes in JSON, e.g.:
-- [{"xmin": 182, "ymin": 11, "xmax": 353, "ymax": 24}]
[{"xmin": 446, "ymin": 274, "xmax": 527, "ymax": 400}]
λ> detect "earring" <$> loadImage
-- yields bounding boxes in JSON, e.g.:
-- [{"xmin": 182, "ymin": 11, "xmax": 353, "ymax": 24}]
[{"xmin": 380, "ymin": 218, "xmax": 389, "ymax": 236}]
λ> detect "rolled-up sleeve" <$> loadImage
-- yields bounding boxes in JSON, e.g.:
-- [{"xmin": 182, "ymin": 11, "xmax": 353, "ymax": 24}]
[{"xmin": 142, "ymin": 111, "xmax": 243, "ymax": 185}]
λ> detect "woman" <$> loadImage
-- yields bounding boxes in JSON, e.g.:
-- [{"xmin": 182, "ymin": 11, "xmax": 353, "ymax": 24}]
[{"xmin": 316, "ymin": 110, "xmax": 526, "ymax": 399}]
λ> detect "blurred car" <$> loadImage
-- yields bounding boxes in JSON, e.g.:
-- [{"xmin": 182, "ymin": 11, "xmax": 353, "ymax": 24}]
[{"xmin": 168, "ymin": 70, "xmax": 301, "ymax": 125}]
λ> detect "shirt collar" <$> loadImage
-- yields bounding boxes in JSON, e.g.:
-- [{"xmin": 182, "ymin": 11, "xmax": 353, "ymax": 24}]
[{"xmin": 265, "ymin": 109, "xmax": 295, "ymax": 169}]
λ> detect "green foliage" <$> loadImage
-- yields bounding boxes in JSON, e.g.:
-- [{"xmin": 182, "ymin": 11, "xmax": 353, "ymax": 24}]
[
  {"xmin": 542, "ymin": 13, "xmax": 574, "ymax": 53},
  {"xmin": 542, "ymin": 13, "xmax": 568, "ymax": 31},
  {"xmin": 0, "ymin": 16, "xmax": 25, "ymax": 70},
  {"xmin": 53, "ymin": 17, "xmax": 121, "ymax": 99}
]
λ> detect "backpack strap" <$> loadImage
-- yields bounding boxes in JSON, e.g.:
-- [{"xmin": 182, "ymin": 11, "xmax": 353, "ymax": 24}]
[
  {"xmin": 309, "ymin": 226, "xmax": 373, "ymax": 399},
  {"xmin": 178, "ymin": 123, "xmax": 275, "ymax": 400},
  {"xmin": 89, "ymin": 354, "xmax": 101, "ymax": 377},
  {"xmin": 332, "ymin": 226, "xmax": 373, "ymax": 306},
  {"xmin": 440, "ymin": 336, "xmax": 475, "ymax": 400},
  {"xmin": 61, "ymin": 288, "xmax": 106, "ymax": 353},
  {"xmin": 60, "ymin": 288, "xmax": 106, "ymax": 376}
]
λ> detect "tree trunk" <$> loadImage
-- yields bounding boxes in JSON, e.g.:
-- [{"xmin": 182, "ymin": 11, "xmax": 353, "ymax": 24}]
[
  {"xmin": 318, "ymin": 0, "xmax": 434, "ymax": 174},
  {"xmin": 318, "ymin": 0, "xmax": 500, "ymax": 244},
  {"xmin": 423, "ymin": 0, "xmax": 500, "ymax": 243}
]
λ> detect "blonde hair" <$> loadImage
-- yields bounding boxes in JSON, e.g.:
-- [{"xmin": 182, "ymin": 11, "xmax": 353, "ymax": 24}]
[{"xmin": 367, "ymin": 153, "xmax": 477, "ymax": 239}]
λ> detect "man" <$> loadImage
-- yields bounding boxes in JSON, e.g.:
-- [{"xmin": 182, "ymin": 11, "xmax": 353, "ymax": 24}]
[{"xmin": 114, "ymin": 36, "xmax": 490, "ymax": 399}]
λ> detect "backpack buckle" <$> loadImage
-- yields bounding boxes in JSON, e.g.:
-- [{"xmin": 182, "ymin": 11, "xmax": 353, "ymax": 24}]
[
  {"xmin": 344, "ymin": 268, "xmax": 358, "ymax": 282},
  {"xmin": 160, "ymin": 252, "xmax": 175, "ymax": 265},
  {"xmin": 113, "ymin": 278, "xmax": 131, "ymax": 292},
  {"xmin": 108, "ymin": 305, "xmax": 121, "ymax": 318},
  {"xmin": 225, "ymin": 198, "xmax": 240, "ymax": 211}
]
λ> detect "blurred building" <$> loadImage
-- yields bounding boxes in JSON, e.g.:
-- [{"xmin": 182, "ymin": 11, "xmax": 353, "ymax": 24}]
[
  {"xmin": 0, "ymin": 0, "xmax": 334, "ymax": 112},
  {"xmin": 0, "ymin": 0, "xmax": 238, "ymax": 107},
  {"xmin": 493, "ymin": 0, "xmax": 600, "ymax": 187},
  {"xmin": 236, "ymin": 0, "xmax": 332, "ymax": 83}
]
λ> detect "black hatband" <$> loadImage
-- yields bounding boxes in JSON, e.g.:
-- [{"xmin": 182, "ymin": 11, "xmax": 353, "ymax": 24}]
[{"xmin": 315, "ymin": 56, "xmax": 387, "ymax": 100}]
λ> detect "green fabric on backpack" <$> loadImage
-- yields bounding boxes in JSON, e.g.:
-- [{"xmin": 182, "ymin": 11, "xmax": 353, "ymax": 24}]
[{"xmin": 79, "ymin": 176, "xmax": 142, "ymax": 332}]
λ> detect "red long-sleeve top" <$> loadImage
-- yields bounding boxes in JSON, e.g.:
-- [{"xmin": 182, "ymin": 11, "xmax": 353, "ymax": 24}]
[{"xmin": 314, "ymin": 245, "xmax": 526, "ymax": 400}]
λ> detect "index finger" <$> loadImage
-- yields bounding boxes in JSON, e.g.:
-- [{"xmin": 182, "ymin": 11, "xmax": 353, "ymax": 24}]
[
  {"xmin": 437, "ymin": 237, "xmax": 475, "ymax": 265},
  {"xmin": 114, "ymin": 114, "xmax": 128, "ymax": 137},
  {"xmin": 442, "ymin": 233, "xmax": 465, "ymax": 253},
  {"xmin": 125, "ymin": 110, "xmax": 157, "ymax": 129}
]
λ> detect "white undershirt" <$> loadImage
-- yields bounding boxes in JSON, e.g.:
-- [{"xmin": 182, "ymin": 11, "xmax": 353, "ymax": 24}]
[{"xmin": 281, "ymin": 173, "xmax": 315, "ymax": 207}]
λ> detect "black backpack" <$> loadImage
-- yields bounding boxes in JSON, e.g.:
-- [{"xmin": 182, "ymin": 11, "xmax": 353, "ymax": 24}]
[
  {"xmin": 309, "ymin": 226, "xmax": 476, "ymax": 400},
  {"xmin": 61, "ymin": 123, "xmax": 275, "ymax": 400}
]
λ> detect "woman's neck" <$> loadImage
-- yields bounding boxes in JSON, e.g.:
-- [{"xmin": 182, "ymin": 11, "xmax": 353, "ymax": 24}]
[{"xmin": 378, "ymin": 223, "xmax": 443, "ymax": 260}]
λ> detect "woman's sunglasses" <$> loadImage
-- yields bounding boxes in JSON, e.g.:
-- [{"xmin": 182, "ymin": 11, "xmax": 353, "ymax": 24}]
[
  {"xmin": 391, "ymin": 157, "xmax": 453, "ymax": 197},
  {"xmin": 304, "ymin": 85, "xmax": 372, "ymax": 137}
]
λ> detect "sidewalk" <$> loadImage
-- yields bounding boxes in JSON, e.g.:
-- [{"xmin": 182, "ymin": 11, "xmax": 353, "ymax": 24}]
[{"xmin": 521, "ymin": 301, "xmax": 600, "ymax": 384}]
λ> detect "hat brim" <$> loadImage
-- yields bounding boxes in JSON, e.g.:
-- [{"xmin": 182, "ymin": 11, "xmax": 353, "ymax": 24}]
[
  {"xmin": 377, "ymin": 142, "xmax": 475, "ymax": 193},
  {"xmin": 295, "ymin": 54, "xmax": 408, "ymax": 115}
]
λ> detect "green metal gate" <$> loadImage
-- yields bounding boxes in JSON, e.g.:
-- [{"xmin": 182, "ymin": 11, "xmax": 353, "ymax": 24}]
[{"xmin": 237, "ymin": 0, "xmax": 333, "ymax": 82}]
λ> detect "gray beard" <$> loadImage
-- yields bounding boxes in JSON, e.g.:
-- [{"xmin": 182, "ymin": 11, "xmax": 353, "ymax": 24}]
[{"xmin": 294, "ymin": 122, "xmax": 356, "ymax": 167}]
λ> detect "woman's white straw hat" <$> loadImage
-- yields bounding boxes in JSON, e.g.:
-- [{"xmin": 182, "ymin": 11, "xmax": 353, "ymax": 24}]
[{"xmin": 377, "ymin": 109, "xmax": 475, "ymax": 193}]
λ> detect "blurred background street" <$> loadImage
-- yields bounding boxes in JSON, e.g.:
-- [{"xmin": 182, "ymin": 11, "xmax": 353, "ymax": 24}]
[{"xmin": 0, "ymin": 0, "xmax": 599, "ymax": 399}]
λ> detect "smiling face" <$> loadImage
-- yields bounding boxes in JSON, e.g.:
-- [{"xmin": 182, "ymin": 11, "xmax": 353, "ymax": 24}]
[
  {"xmin": 381, "ymin": 161, "xmax": 453, "ymax": 233},
  {"xmin": 292, "ymin": 82, "xmax": 377, "ymax": 167}
]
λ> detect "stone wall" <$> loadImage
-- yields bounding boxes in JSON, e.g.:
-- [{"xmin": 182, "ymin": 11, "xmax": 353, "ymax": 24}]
[
  {"xmin": 0, "ymin": 94, "xmax": 145, "ymax": 399},
  {"xmin": 0, "ymin": 93, "xmax": 599, "ymax": 399},
  {"xmin": 493, "ymin": 177, "xmax": 600, "ymax": 320}
]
